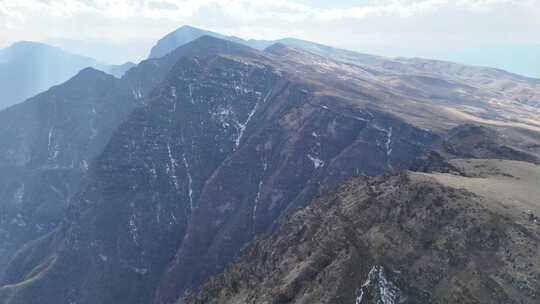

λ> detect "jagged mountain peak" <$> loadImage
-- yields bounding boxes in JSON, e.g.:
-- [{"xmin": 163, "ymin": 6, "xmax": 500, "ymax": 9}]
[
  {"xmin": 148, "ymin": 25, "xmax": 247, "ymax": 59},
  {"xmin": 1, "ymin": 67, "xmax": 117, "ymax": 113},
  {"xmin": 264, "ymin": 42, "xmax": 296, "ymax": 56},
  {"xmin": 141, "ymin": 35, "xmax": 265, "ymax": 70},
  {"xmin": 176, "ymin": 25, "xmax": 202, "ymax": 31},
  {"xmin": 31, "ymin": 66, "xmax": 119, "ymax": 100},
  {"xmin": 73, "ymin": 66, "xmax": 113, "ymax": 79},
  {"xmin": 0, "ymin": 40, "xmax": 130, "ymax": 109},
  {"xmin": 171, "ymin": 35, "xmax": 259, "ymax": 57},
  {"xmin": 122, "ymin": 35, "xmax": 269, "ymax": 106},
  {"xmin": 3, "ymin": 41, "xmax": 64, "ymax": 53}
]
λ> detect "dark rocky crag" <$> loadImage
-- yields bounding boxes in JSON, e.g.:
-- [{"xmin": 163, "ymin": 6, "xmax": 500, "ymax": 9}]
[
  {"xmin": 180, "ymin": 171, "xmax": 540, "ymax": 304},
  {"xmin": 438, "ymin": 124, "xmax": 540, "ymax": 164}
]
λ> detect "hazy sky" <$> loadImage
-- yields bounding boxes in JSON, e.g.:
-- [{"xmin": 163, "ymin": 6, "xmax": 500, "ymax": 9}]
[{"xmin": 1, "ymin": 0, "xmax": 539, "ymax": 77}]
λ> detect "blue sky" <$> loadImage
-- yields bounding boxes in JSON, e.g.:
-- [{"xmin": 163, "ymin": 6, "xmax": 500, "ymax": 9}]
[{"xmin": 1, "ymin": 0, "xmax": 539, "ymax": 78}]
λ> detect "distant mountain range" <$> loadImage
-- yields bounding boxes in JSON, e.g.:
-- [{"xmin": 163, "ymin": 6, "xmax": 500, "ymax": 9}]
[
  {"xmin": 0, "ymin": 26, "xmax": 539, "ymax": 304},
  {"xmin": 148, "ymin": 25, "xmax": 378, "ymax": 64},
  {"xmin": 0, "ymin": 41, "xmax": 134, "ymax": 110},
  {"xmin": 149, "ymin": 26, "xmax": 540, "ymax": 80}
]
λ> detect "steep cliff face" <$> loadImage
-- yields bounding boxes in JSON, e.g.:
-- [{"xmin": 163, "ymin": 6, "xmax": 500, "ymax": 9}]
[
  {"xmin": 153, "ymin": 68, "xmax": 436, "ymax": 304},
  {"xmin": 0, "ymin": 39, "xmax": 436, "ymax": 304},
  {"xmin": 0, "ymin": 54, "xmax": 281, "ymax": 304},
  {"xmin": 0, "ymin": 68, "xmax": 139, "ymax": 278},
  {"xmin": 180, "ymin": 165, "xmax": 540, "ymax": 304},
  {"xmin": 0, "ymin": 36, "xmax": 261, "ymax": 281},
  {"xmin": 147, "ymin": 26, "xmax": 249, "ymax": 59}
]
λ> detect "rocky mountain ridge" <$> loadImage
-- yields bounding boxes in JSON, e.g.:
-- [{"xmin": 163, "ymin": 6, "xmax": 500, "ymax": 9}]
[
  {"xmin": 0, "ymin": 31, "xmax": 538, "ymax": 304},
  {"xmin": 0, "ymin": 36, "xmax": 260, "ymax": 279},
  {"xmin": 0, "ymin": 41, "xmax": 134, "ymax": 110},
  {"xmin": 150, "ymin": 26, "xmax": 540, "ymax": 142}
]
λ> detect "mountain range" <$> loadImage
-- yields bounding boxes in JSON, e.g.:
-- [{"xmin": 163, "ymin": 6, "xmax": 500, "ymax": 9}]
[
  {"xmin": 0, "ymin": 26, "xmax": 539, "ymax": 304},
  {"xmin": 148, "ymin": 25, "xmax": 378, "ymax": 63},
  {"xmin": 0, "ymin": 41, "xmax": 134, "ymax": 110}
]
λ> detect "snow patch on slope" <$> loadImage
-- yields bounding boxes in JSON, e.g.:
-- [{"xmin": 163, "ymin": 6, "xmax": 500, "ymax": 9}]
[
  {"xmin": 128, "ymin": 211, "xmax": 139, "ymax": 246},
  {"xmin": 385, "ymin": 127, "xmax": 393, "ymax": 156},
  {"xmin": 355, "ymin": 265, "xmax": 401, "ymax": 304},
  {"xmin": 308, "ymin": 154, "xmax": 325, "ymax": 169},
  {"xmin": 252, "ymin": 160, "xmax": 267, "ymax": 223},
  {"xmin": 47, "ymin": 127, "xmax": 60, "ymax": 161},
  {"xmin": 166, "ymin": 143, "xmax": 180, "ymax": 190},
  {"xmin": 235, "ymin": 88, "xmax": 273, "ymax": 149},
  {"xmin": 188, "ymin": 84, "xmax": 195, "ymax": 104},
  {"xmin": 182, "ymin": 151, "xmax": 194, "ymax": 211},
  {"xmin": 14, "ymin": 184, "xmax": 24, "ymax": 204},
  {"xmin": 132, "ymin": 87, "xmax": 143, "ymax": 100}
]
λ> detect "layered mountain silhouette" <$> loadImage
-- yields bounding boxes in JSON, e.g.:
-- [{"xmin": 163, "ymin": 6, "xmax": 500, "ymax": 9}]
[
  {"xmin": 0, "ymin": 27, "xmax": 539, "ymax": 304},
  {"xmin": 148, "ymin": 25, "xmax": 377, "ymax": 64},
  {"xmin": 0, "ymin": 41, "xmax": 134, "ymax": 110}
]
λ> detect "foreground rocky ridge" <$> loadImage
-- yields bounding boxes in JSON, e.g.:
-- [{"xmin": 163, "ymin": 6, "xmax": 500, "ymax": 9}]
[{"xmin": 180, "ymin": 160, "xmax": 540, "ymax": 304}]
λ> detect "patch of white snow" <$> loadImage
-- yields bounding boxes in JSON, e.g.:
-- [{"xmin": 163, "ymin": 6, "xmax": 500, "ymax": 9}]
[
  {"xmin": 308, "ymin": 154, "xmax": 325, "ymax": 169},
  {"xmin": 166, "ymin": 143, "xmax": 180, "ymax": 190},
  {"xmin": 182, "ymin": 152, "xmax": 194, "ymax": 210},
  {"xmin": 385, "ymin": 127, "xmax": 393, "ymax": 156}
]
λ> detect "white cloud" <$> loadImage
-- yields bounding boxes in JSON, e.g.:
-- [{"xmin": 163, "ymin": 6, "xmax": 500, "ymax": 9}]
[
  {"xmin": 2, "ymin": 0, "xmax": 535, "ymax": 21},
  {"xmin": 0, "ymin": 0, "xmax": 538, "ymax": 74}
]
